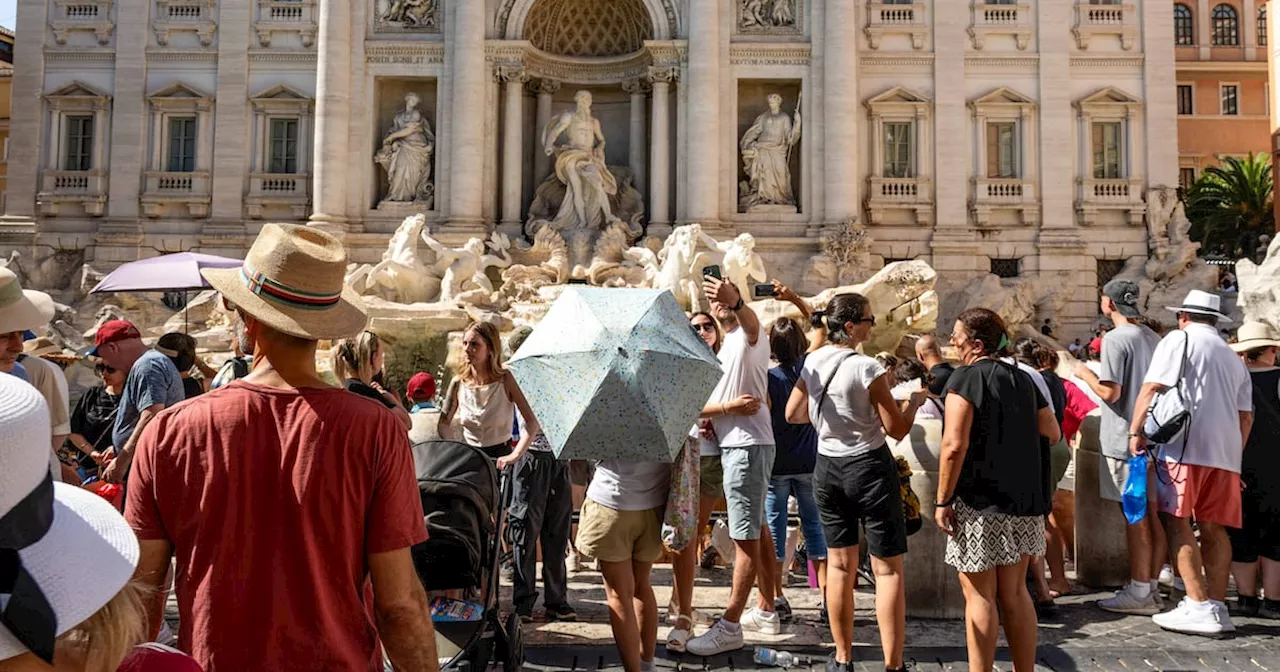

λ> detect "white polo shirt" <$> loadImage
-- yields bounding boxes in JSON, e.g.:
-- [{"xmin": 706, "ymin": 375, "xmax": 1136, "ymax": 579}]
[{"xmin": 1143, "ymin": 323, "xmax": 1253, "ymax": 473}]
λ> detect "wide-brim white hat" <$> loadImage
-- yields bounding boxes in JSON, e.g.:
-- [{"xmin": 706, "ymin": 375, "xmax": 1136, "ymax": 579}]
[
  {"xmin": 0, "ymin": 267, "xmax": 54, "ymax": 334},
  {"xmin": 0, "ymin": 376, "xmax": 139, "ymax": 663},
  {"xmin": 1230, "ymin": 321, "xmax": 1280, "ymax": 353},
  {"xmin": 1165, "ymin": 289, "xmax": 1232, "ymax": 323}
]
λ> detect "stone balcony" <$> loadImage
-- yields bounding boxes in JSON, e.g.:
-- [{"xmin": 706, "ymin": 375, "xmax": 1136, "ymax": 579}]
[
  {"xmin": 245, "ymin": 172, "xmax": 310, "ymax": 219},
  {"xmin": 865, "ymin": 176, "xmax": 934, "ymax": 225},
  {"xmin": 865, "ymin": 1, "xmax": 928, "ymax": 50},
  {"xmin": 1076, "ymin": 177, "xmax": 1146, "ymax": 226},
  {"xmin": 51, "ymin": 0, "xmax": 114, "ymax": 45},
  {"xmin": 37, "ymin": 170, "xmax": 108, "ymax": 216},
  {"xmin": 141, "ymin": 171, "xmax": 212, "ymax": 218},
  {"xmin": 968, "ymin": 1, "xmax": 1032, "ymax": 50},
  {"xmin": 254, "ymin": 0, "xmax": 318, "ymax": 47},
  {"xmin": 1072, "ymin": 1, "xmax": 1138, "ymax": 50},
  {"xmin": 970, "ymin": 178, "xmax": 1039, "ymax": 226},
  {"xmin": 154, "ymin": 0, "xmax": 217, "ymax": 46}
]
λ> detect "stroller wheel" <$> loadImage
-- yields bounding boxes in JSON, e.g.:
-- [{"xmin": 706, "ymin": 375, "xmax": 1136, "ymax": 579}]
[{"xmin": 499, "ymin": 612, "xmax": 524, "ymax": 672}]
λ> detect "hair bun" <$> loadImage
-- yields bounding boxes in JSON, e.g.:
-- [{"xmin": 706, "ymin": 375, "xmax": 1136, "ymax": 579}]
[{"xmin": 810, "ymin": 311, "xmax": 826, "ymax": 329}]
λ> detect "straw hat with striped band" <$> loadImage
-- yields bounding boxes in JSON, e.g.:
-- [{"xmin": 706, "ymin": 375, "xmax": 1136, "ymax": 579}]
[
  {"xmin": 201, "ymin": 224, "xmax": 368, "ymax": 341},
  {"xmin": 0, "ymin": 267, "xmax": 54, "ymax": 335}
]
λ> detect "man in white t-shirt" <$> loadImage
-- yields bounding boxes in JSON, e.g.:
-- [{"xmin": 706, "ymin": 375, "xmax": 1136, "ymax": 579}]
[
  {"xmin": 686, "ymin": 275, "xmax": 780, "ymax": 656},
  {"xmin": 1130, "ymin": 291, "xmax": 1253, "ymax": 636}
]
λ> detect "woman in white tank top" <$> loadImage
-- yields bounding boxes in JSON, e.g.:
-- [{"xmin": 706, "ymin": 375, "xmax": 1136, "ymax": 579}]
[{"xmin": 439, "ymin": 322, "xmax": 541, "ymax": 467}]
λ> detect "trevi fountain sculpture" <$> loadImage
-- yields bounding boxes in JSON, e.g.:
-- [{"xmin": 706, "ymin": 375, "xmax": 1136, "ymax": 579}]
[
  {"xmin": 375, "ymin": 92, "xmax": 436, "ymax": 208},
  {"xmin": 739, "ymin": 93, "xmax": 802, "ymax": 212}
]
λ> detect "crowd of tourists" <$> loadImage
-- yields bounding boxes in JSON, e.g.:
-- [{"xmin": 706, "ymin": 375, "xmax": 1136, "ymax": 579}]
[{"xmin": 0, "ymin": 222, "xmax": 1274, "ymax": 672}]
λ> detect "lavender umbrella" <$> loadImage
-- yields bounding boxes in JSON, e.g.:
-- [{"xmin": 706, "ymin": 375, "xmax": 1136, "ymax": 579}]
[{"xmin": 90, "ymin": 252, "xmax": 242, "ymax": 293}]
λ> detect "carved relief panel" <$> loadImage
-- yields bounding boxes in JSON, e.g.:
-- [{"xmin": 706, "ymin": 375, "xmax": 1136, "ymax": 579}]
[
  {"xmin": 373, "ymin": 0, "xmax": 441, "ymax": 34},
  {"xmin": 736, "ymin": 0, "xmax": 802, "ymax": 35}
]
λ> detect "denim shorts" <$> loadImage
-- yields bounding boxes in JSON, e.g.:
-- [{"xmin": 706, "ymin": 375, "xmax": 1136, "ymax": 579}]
[{"xmin": 720, "ymin": 444, "xmax": 775, "ymax": 541}]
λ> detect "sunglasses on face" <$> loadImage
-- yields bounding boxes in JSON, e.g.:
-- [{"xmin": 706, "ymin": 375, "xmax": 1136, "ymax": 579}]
[
  {"xmin": 692, "ymin": 322, "xmax": 716, "ymax": 333},
  {"xmin": 95, "ymin": 364, "xmax": 117, "ymax": 374},
  {"xmin": 856, "ymin": 315, "xmax": 876, "ymax": 326}
]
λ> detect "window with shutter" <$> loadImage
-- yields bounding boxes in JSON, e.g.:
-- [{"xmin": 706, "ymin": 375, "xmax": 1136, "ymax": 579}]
[
  {"xmin": 269, "ymin": 119, "xmax": 299, "ymax": 174},
  {"xmin": 167, "ymin": 117, "xmax": 197, "ymax": 172}
]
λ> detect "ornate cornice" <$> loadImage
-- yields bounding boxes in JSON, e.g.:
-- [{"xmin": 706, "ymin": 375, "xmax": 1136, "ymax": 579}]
[
  {"xmin": 644, "ymin": 39, "xmax": 687, "ymax": 67},
  {"xmin": 44, "ymin": 49, "xmax": 115, "ymax": 61},
  {"xmin": 145, "ymin": 48, "xmax": 217, "ymax": 62},
  {"xmin": 495, "ymin": 0, "xmax": 679, "ymax": 40},
  {"xmin": 965, "ymin": 56, "xmax": 1039, "ymax": 68},
  {"xmin": 729, "ymin": 43, "xmax": 811, "ymax": 66},
  {"xmin": 1070, "ymin": 56, "xmax": 1144, "ymax": 68},
  {"xmin": 364, "ymin": 42, "xmax": 446, "ymax": 64},
  {"xmin": 521, "ymin": 44, "xmax": 652, "ymax": 85},
  {"xmin": 859, "ymin": 54, "xmax": 933, "ymax": 71},
  {"xmin": 249, "ymin": 50, "xmax": 318, "ymax": 63}
]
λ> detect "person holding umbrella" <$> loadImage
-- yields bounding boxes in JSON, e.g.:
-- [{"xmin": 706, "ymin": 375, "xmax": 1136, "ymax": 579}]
[{"xmin": 783, "ymin": 293, "xmax": 924, "ymax": 672}]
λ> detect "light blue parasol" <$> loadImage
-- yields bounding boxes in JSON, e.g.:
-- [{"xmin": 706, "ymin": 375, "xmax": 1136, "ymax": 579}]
[{"xmin": 508, "ymin": 287, "xmax": 723, "ymax": 462}]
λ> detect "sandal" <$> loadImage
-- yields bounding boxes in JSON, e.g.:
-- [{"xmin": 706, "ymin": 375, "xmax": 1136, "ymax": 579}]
[{"xmin": 666, "ymin": 615, "xmax": 693, "ymax": 653}]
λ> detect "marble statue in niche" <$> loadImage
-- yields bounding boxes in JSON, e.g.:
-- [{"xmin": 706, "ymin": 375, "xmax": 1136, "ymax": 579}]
[
  {"xmin": 379, "ymin": 0, "xmax": 439, "ymax": 29},
  {"xmin": 375, "ymin": 92, "xmax": 436, "ymax": 206},
  {"xmin": 740, "ymin": 0, "xmax": 797, "ymax": 30},
  {"xmin": 539, "ymin": 90, "xmax": 621, "ymax": 232},
  {"xmin": 739, "ymin": 93, "xmax": 801, "ymax": 212}
]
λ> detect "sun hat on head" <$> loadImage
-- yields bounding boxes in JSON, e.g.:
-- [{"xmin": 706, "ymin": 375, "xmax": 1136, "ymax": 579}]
[
  {"xmin": 0, "ymin": 374, "xmax": 140, "ymax": 663},
  {"xmin": 201, "ymin": 223, "xmax": 368, "ymax": 341},
  {"xmin": 22, "ymin": 337, "xmax": 64, "ymax": 359},
  {"xmin": 1165, "ymin": 289, "xmax": 1232, "ymax": 322},
  {"xmin": 0, "ymin": 267, "xmax": 54, "ymax": 335},
  {"xmin": 1230, "ymin": 321, "xmax": 1280, "ymax": 353}
]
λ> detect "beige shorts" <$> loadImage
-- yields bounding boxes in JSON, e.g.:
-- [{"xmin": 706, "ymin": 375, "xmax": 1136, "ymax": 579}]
[
  {"xmin": 575, "ymin": 498, "xmax": 665, "ymax": 563},
  {"xmin": 1100, "ymin": 454, "xmax": 1157, "ymax": 504}
]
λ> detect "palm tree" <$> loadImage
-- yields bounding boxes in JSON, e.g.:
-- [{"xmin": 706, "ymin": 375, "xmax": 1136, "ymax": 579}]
[{"xmin": 1185, "ymin": 153, "xmax": 1275, "ymax": 256}]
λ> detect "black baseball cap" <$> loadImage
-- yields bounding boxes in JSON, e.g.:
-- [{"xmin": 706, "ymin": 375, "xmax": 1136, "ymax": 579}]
[{"xmin": 1102, "ymin": 279, "xmax": 1141, "ymax": 318}]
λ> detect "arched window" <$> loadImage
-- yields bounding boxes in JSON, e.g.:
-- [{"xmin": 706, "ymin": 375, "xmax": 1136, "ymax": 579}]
[
  {"xmin": 1175, "ymin": 4, "xmax": 1195, "ymax": 45},
  {"xmin": 1259, "ymin": 5, "xmax": 1268, "ymax": 46},
  {"xmin": 1212, "ymin": 4, "xmax": 1240, "ymax": 46}
]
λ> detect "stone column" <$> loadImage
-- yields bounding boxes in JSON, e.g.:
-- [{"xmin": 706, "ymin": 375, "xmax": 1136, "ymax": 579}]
[
  {"xmin": 532, "ymin": 79, "xmax": 560, "ymax": 185},
  {"xmin": 499, "ymin": 66, "xmax": 527, "ymax": 237},
  {"xmin": 1144, "ymin": 0, "xmax": 1178, "ymax": 187},
  {"xmin": 823, "ymin": 0, "xmax": 858, "ymax": 225},
  {"xmin": 3, "ymin": 0, "xmax": 49, "ymax": 220},
  {"xmin": 1197, "ymin": 0, "xmax": 1211, "ymax": 59},
  {"xmin": 648, "ymin": 67, "xmax": 676, "ymax": 237},
  {"xmin": 684, "ymin": 0, "xmax": 721, "ymax": 224},
  {"xmin": 1038, "ymin": 0, "xmax": 1073, "ymax": 231},
  {"xmin": 623, "ymin": 78, "xmax": 649, "ymax": 195},
  {"xmin": 209, "ymin": 0, "xmax": 251, "ymax": 228},
  {"xmin": 308, "ymin": 0, "xmax": 351, "ymax": 234},
  {"xmin": 448, "ymin": 0, "xmax": 487, "ymax": 230},
  {"xmin": 104, "ymin": 0, "xmax": 150, "ymax": 223},
  {"xmin": 1244, "ymin": 0, "xmax": 1258, "ymax": 59}
]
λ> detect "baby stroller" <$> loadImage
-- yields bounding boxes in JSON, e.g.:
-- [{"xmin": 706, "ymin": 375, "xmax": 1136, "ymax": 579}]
[{"xmin": 410, "ymin": 439, "xmax": 523, "ymax": 671}]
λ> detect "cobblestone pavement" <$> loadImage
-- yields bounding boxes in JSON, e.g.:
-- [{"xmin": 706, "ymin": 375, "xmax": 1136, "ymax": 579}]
[{"xmin": 509, "ymin": 564, "xmax": 1280, "ymax": 671}]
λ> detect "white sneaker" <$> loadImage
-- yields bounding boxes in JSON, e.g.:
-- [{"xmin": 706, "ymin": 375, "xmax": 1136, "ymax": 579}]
[
  {"xmin": 1152, "ymin": 598, "xmax": 1236, "ymax": 636},
  {"xmin": 1159, "ymin": 564, "xmax": 1175, "ymax": 586},
  {"xmin": 739, "ymin": 607, "xmax": 782, "ymax": 635},
  {"xmin": 567, "ymin": 549, "xmax": 582, "ymax": 573},
  {"xmin": 685, "ymin": 620, "xmax": 745, "ymax": 656},
  {"xmin": 1098, "ymin": 584, "xmax": 1160, "ymax": 615}
]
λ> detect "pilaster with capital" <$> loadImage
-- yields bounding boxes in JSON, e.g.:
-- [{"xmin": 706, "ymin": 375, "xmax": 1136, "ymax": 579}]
[
  {"xmin": 530, "ymin": 78, "xmax": 561, "ymax": 186},
  {"xmin": 823, "ymin": 0, "xmax": 857, "ymax": 227},
  {"xmin": 622, "ymin": 78, "xmax": 651, "ymax": 196},
  {"xmin": 648, "ymin": 65, "xmax": 678, "ymax": 236},
  {"xmin": 497, "ymin": 65, "xmax": 529, "ymax": 237},
  {"xmin": 447, "ymin": 0, "xmax": 487, "ymax": 230}
]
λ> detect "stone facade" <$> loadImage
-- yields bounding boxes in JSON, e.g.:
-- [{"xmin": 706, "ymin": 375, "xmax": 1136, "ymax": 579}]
[{"xmin": 2, "ymin": 0, "xmax": 1180, "ymax": 340}]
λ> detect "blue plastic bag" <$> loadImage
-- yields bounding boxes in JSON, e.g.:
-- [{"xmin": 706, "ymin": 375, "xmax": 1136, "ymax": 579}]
[{"xmin": 1122, "ymin": 454, "xmax": 1149, "ymax": 525}]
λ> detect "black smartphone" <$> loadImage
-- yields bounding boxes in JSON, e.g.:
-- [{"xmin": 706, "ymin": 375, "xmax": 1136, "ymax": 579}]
[
  {"xmin": 752, "ymin": 283, "xmax": 776, "ymax": 299},
  {"xmin": 702, "ymin": 265, "xmax": 722, "ymax": 280}
]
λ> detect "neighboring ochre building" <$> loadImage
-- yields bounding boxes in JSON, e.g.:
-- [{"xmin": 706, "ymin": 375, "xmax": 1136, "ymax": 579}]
[
  {"xmin": 0, "ymin": 0, "xmax": 1180, "ymax": 334},
  {"xmin": 1176, "ymin": 0, "xmax": 1272, "ymax": 188}
]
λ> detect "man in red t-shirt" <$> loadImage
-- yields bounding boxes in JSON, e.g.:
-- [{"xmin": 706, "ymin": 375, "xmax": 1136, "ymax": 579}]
[{"xmin": 126, "ymin": 224, "xmax": 437, "ymax": 672}]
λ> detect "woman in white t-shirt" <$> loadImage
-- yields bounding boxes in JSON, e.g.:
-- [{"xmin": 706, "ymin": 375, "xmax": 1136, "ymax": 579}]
[{"xmin": 784, "ymin": 293, "xmax": 924, "ymax": 672}]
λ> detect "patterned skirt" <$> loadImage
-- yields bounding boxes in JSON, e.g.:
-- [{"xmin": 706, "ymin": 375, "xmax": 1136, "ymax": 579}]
[{"xmin": 944, "ymin": 499, "xmax": 1047, "ymax": 573}]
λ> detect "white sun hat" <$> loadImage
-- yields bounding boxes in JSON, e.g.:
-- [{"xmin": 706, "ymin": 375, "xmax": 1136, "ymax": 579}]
[
  {"xmin": 1165, "ymin": 289, "xmax": 1232, "ymax": 322},
  {"xmin": 0, "ymin": 374, "xmax": 139, "ymax": 663},
  {"xmin": 0, "ymin": 267, "xmax": 54, "ymax": 335}
]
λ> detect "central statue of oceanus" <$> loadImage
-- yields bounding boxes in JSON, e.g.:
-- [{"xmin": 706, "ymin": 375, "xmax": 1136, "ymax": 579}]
[{"xmin": 539, "ymin": 90, "xmax": 622, "ymax": 232}]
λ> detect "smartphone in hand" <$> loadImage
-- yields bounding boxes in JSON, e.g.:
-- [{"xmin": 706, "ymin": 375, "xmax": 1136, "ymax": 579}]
[
  {"xmin": 752, "ymin": 283, "xmax": 776, "ymax": 299},
  {"xmin": 702, "ymin": 265, "xmax": 722, "ymax": 280}
]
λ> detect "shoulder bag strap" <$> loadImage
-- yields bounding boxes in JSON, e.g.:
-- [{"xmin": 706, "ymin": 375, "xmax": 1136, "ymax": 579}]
[{"xmin": 815, "ymin": 351, "xmax": 857, "ymax": 429}]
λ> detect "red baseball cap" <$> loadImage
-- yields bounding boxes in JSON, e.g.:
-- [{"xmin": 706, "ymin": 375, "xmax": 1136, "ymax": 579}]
[
  {"xmin": 406, "ymin": 372, "xmax": 436, "ymax": 401},
  {"xmin": 87, "ymin": 319, "xmax": 141, "ymax": 356},
  {"xmin": 1088, "ymin": 336, "xmax": 1103, "ymax": 355}
]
